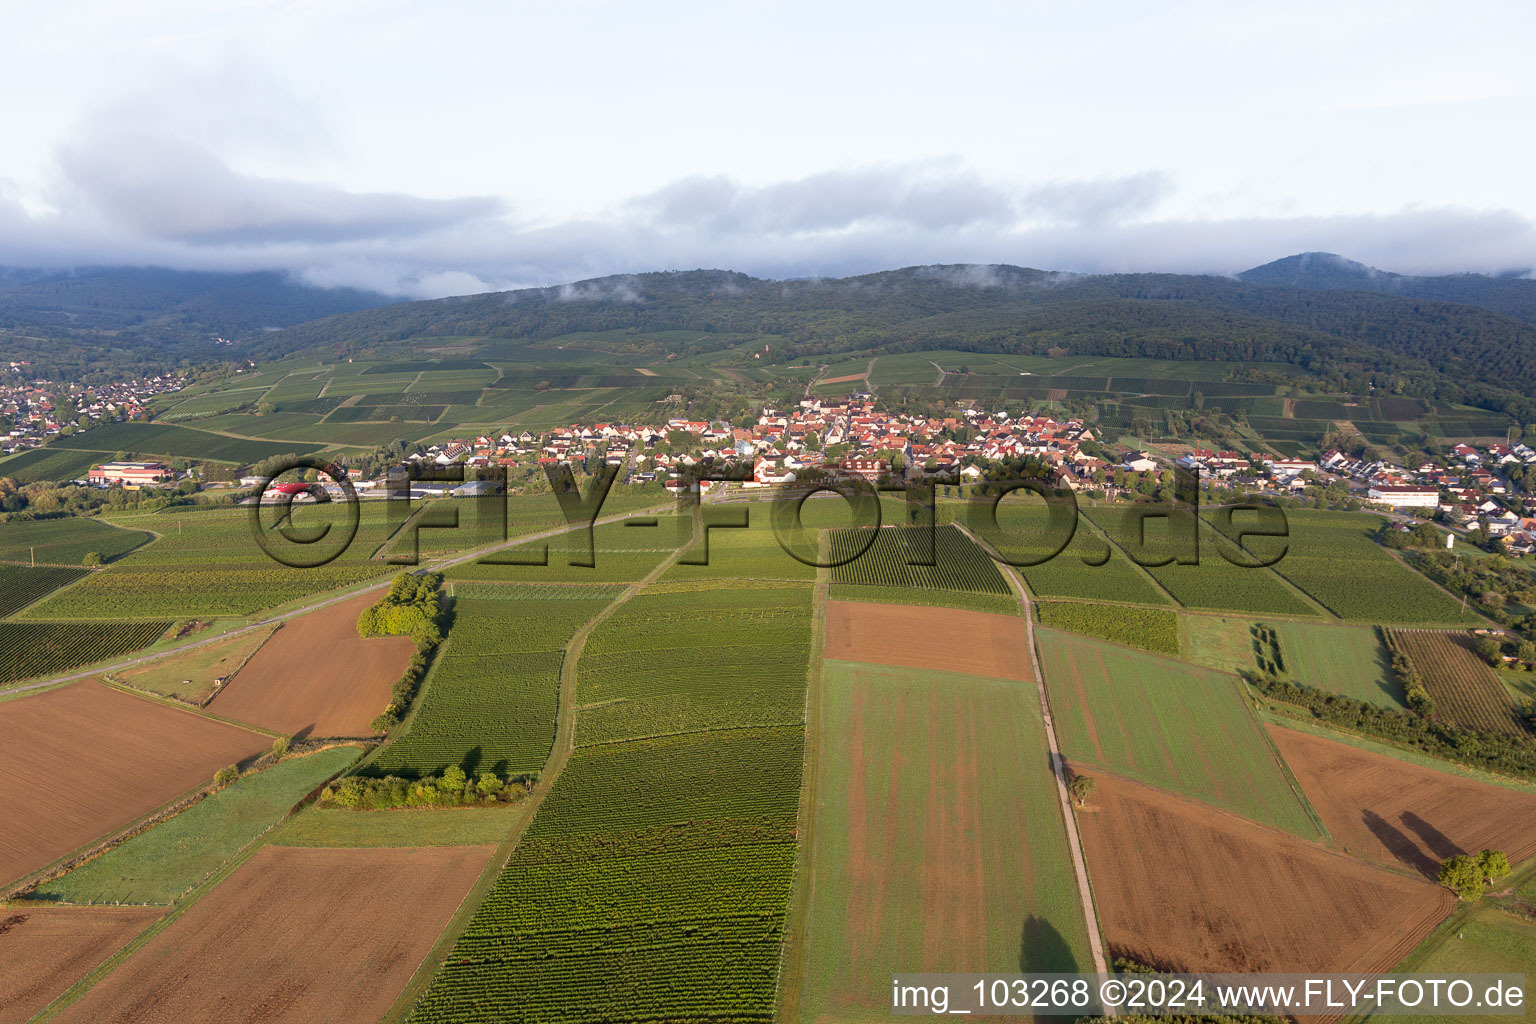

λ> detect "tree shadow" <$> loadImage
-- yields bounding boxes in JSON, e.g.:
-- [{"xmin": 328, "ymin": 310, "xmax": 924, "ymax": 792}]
[
  {"xmin": 1401, "ymin": 811, "xmax": 1463, "ymax": 861},
  {"xmin": 460, "ymin": 745, "xmax": 483, "ymax": 777},
  {"xmin": 1371, "ymin": 640, "xmax": 1405, "ymax": 704},
  {"xmin": 1362, "ymin": 809, "xmax": 1436, "ymax": 877},
  {"xmin": 292, "ymin": 724, "xmax": 315, "ymax": 741},
  {"xmin": 1020, "ymin": 914, "xmax": 1079, "ymax": 973}
]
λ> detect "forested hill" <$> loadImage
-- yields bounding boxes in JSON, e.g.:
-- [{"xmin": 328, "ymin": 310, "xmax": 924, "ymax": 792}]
[
  {"xmin": 1239, "ymin": 252, "xmax": 1536, "ymax": 324},
  {"xmin": 0, "ymin": 266, "xmax": 389, "ymax": 380},
  {"xmin": 258, "ymin": 261, "xmax": 1536, "ymax": 422}
]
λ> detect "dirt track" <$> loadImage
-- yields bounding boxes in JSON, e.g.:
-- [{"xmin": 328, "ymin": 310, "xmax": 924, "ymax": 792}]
[
  {"xmin": 0, "ymin": 906, "xmax": 161, "ymax": 1024},
  {"xmin": 0, "ymin": 681, "xmax": 268, "ymax": 887},
  {"xmin": 824, "ymin": 601, "xmax": 1034, "ymax": 680},
  {"xmin": 54, "ymin": 844, "xmax": 494, "ymax": 1024},
  {"xmin": 208, "ymin": 591, "xmax": 416, "ymax": 738},
  {"xmin": 1270, "ymin": 725, "xmax": 1536, "ymax": 876},
  {"xmin": 1075, "ymin": 772, "xmax": 1451, "ymax": 973}
]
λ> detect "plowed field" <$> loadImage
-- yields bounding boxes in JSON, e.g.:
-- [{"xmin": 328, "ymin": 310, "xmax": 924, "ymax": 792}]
[
  {"xmin": 0, "ymin": 906, "xmax": 161, "ymax": 1024},
  {"xmin": 823, "ymin": 600, "xmax": 1033, "ymax": 680},
  {"xmin": 1269, "ymin": 725, "xmax": 1536, "ymax": 877},
  {"xmin": 1075, "ymin": 773, "xmax": 1452, "ymax": 973},
  {"xmin": 0, "ymin": 681, "xmax": 268, "ymax": 887},
  {"xmin": 53, "ymin": 844, "xmax": 494, "ymax": 1024},
  {"xmin": 207, "ymin": 591, "xmax": 417, "ymax": 738}
]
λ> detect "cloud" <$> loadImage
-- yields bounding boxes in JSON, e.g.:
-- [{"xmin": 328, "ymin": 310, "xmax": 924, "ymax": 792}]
[
  {"xmin": 0, "ymin": 146, "xmax": 1532, "ymax": 299},
  {"xmin": 54, "ymin": 131, "xmax": 501, "ymax": 245}
]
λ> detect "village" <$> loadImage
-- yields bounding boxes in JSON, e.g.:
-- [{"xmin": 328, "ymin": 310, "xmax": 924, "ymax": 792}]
[{"xmin": 0, "ymin": 365, "xmax": 186, "ymax": 454}]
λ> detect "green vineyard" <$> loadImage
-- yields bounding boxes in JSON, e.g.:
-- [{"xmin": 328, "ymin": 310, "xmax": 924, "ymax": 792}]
[
  {"xmin": 0, "ymin": 620, "xmax": 173, "ymax": 686},
  {"xmin": 828, "ymin": 523, "xmax": 1009, "ymax": 594},
  {"xmin": 0, "ymin": 564, "xmax": 90, "ymax": 618}
]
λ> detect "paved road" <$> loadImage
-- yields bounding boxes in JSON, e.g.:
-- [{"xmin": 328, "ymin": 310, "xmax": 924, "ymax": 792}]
[{"xmin": 5, "ymin": 501, "xmax": 675, "ymax": 698}]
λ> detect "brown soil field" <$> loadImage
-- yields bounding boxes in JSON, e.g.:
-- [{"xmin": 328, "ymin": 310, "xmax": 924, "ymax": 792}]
[
  {"xmin": 1269, "ymin": 725, "xmax": 1536, "ymax": 877},
  {"xmin": 0, "ymin": 906, "xmax": 162, "ymax": 1024},
  {"xmin": 1391, "ymin": 629, "xmax": 1531, "ymax": 739},
  {"xmin": 824, "ymin": 600, "xmax": 1034, "ymax": 680},
  {"xmin": 819, "ymin": 372, "xmax": 868, "ymax": 385},
  {"xmin": 1076, "ymin": 773, "xmax": 1452, "ymax": 973},
  {"xmin": 0, "ymin": 682, "xmax": 268, "ymax": 887},
  {"xmin": 54, "ymin": 844, "xmax": 494, "ymax": 1024},
  {"xmin": 207, "ymin": 591, "xmax": 417, "ymax": 738}
]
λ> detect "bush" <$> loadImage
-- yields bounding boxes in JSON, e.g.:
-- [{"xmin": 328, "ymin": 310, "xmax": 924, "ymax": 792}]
[
  {"xmin": 81, "ymin": 551, "xmax": 102, "ymax": 567},
  {"xmin": 271, "ymin": 736, "xmax": 290, "ymax": 758},
  {"xmin": 319, "ymin": 769, "xmax": 520, "ymax": 810},
  {"xmin": 212, "ymin": 764, "xmax": 239, "ymax": 788}
]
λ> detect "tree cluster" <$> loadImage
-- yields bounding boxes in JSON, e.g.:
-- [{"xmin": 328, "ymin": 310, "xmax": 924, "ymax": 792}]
[{"xmin": 321, "ymin": 766, "xmax": 520, "ymax": 810}]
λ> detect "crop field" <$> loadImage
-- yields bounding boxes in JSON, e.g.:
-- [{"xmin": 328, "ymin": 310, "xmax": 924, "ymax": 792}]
[
  {"xmin": 273, "ymin": 804, "xmax": 517, "ymax": 848},
  {"xmin": 47, "ymin": 421, "xmax": 326, "ymax": 463},
  {"xmin": 32, "ymin": 746, "xmax": 360, "ymax": 904},
  {"xmin": 1035, "ymin": 601, "xmax": 1180, "ymax": 655},
  {"xmin": 1077, "ymin": 773, "xmax": 1451, "ymax": 972},
  {"xmin": 0, "ymin": 906, "xmax": 163, "ymax": 1024},
  {"xmin": 1038, "ymin": 628, "xmax": 1319, "ymax": 836},
  {"xmin": 207, "ymin": 592, "xmax": 417, "ymax": 738},
  {"xmin": 800, "ymin": 661, "xmax": 1090, "ymax": 1020},
  {"xmin": 408, "ymin": 727, "xmax": 803, "ymax": 1024},
  {"xmin": 945, "ymin": 501, "xmax": 1173, "ymax": 606},
  {"xmin": 21, "ymin": 504, "xmax": 406, "ymax": 619},
  {"xmin": 0, "ymin": 681, "xmax": 268, "ymax": 887},
  {"xmin": 1391, "ymin": 629, "xmax": 1533, "ymax": 739},
  {"xmin": 0, "ymin": 445, "xmax": 101, "ymax": 484},
  {"xmin": 1269, "ymin": 726, "xmax": 1536, "ymax": 877},
  {"xmin": 364, "ymin": 589, "xmax": 616, "ymax": 778},
  {"xmin": 0, "ymin": 516, "xmax": 150, "ymax": 565},
  {"xmin": 384, "ymin": 489, "xmax": 666, "ymax": 563},
  {"xmin": 1082, "ymin": 510, "xmax": 1318, "ymax": 615},
  {"xmin": 52, "ymin": 844, "xmax": 495, "ymax": 1024},
  {"xmin": 823, "ymin": 599, "xmax": 1034, "ymax": 680},
  {"xmin": 827, "ymin": 524, "xmax": 1010, "ymax": 596},
  {"xmin": 0, "ymin": 620, "xmax": 172, "ymax": 686},
  {"xmin": 1254, "ymin": 510, "xmax": 1473, "ymax": 623},
  {"xmin": 576, "ymin": 584, "xmax": 813, "ymax": 746},
  {"xmin": 1395, "ymin": 909, "xmax": 1536, "ymax": 1024},
  {"xmin": 445, "ymin": 516, "xmax": 682, "ymax": 583},
  {"xmin": 658, "ymin": 511, "xmax": 818, "ymax": 583},
  {"xmin": 0, "ymin": 563, "xmax": 88, "ymax": 617}
]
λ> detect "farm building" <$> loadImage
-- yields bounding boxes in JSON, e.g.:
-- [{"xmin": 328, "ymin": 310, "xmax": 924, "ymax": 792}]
[
  {"xmin": 88, "ymin": 461, "xmax": 171, "ymax": 486},
  {"xmin": 1366, "ymin": 485, "xmax": 1439, "ymax": 508}
]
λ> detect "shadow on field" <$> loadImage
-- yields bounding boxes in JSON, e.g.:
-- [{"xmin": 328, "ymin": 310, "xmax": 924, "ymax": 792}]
[
  {"xmin": 1020, "ymin": 915, "xmax": 1079, "ymax": 972},
  {"xmin": 1362, "ymin": 809, "xmax": 1436, "ymax": 877},
  {"xmin": 1401, "ymin": 811, "xmax": 1464, "ymax": 861}
]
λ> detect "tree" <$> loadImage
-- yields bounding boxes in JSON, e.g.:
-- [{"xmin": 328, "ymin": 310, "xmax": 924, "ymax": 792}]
[
  {"xmin": 213, "ymin": 764, "xmax": 239, "ymax": 788},
  {"xmin": 1519, "ymin": 641, "xmax": 1535, "ymax": 666},
  {"xmin": 81, "ymin": 551, "xmax": 103, "ymax": 567},
  {"xmin": 1477, "ymin": 848, "xmax": 1511, "ymax": 885},
  {"xmin": 1068, "ymin": 773, "xmax": 1095, "ymax": 808},
  {"xmin": 1439, "ymin": 854, "xmax": 1485, "ymax": 900},
  {"xmin": 1478, "ymin": 636, "xmax": 1504, "ymax": 667},
  {"xmin": 271, "ymin": 736, "xmax": 290, "ymax": 758}
]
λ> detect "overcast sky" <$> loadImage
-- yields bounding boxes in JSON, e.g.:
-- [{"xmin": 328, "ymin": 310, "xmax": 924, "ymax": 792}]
[{"xmin": 1, "ymin": 0, "xmax": 1533, "ymax": 295}]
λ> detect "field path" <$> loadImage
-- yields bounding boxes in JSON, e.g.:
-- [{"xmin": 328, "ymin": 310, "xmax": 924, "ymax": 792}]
[
  {"xmin": 7, "ymin": 501, "xmax": 676, "ymax": 698},
  {"xmin": 954, "ymin": 522, "xmax": 1109, "ymax": 978}
]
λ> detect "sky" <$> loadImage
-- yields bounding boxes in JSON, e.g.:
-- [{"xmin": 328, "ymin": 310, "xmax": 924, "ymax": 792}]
[{"xmin": 1, "ymin": 0, "xmax": 1533, "ymax": 296}]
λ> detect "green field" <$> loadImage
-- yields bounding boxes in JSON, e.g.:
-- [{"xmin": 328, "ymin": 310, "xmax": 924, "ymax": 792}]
[
  {"xmin": 272, "ymin": 804, "xmax": 519, "ymax": 847},
  {"xmin": 30, "ymin": 747, "xmax": 358, "ymax": 904},
  {"xmin": 444, "ymin": 515, "xmax": 681, "ymax": 583},
  {"xmin": 947, "ymin": 501, "xmax": 1173, "ymax": 606},
  {"xmin": 576, "ymin": 584, "xmax": 812, "ymax": 746},
  {"xmin": 20, "ymin": 504, "xmax": 403, "ymax": 619},
  {"xmin": 800, "ymin": 660, "xmax": 1091, "ymax": 1020},
  {"xmin": 0, "ymin": 446, "xmax": 102, "ymax": 483},
  {"xmin": 1258, "ymin": 511, "xmax": 1474, "ymax": 624},
  {"xmin": 0, "ymin": 564, "xmax": 89, "ymax": 617},
  {"xmin": 1037, "ymin": 628, "xmax": 1320, "ymax": 837},
  {"xmin": 0, "ymin": 516, "xmax": 151, "ymax": 565},
  {"xmin": 409, "ymin": 727, "xmax": 803, "ymax": 1024},
  {"xmin": 362, "ymin": 588, "xmax": 617, "ymax": 779},
  {"xmin": 826, "ymin": 582, "xmax": 1020, "ymax": 616},
  {"xmin": 827, "ymin": 523, "xmax": 1011, "ymax": 596},
  {"xmin": 1035, "ymin": 601, "xmax": 1180, "ymax": 655},
  {"xmin": 658, "ymin": 510, "xmax": 818, "ymax": 583},
  {"xmin": 1188, "ymin": 617, "xmax": 1404, "ymax": 708},
  {"xmin": 1083, "ymin": 510, "xmax": 1319, "ymax": 616},
  {"xmin": 1382, "ymin": 905, "xmax": 1536, "ymax": 1024},
  {"xmin": 47, "ymin": 420, "xmax": 326, "ymax": 463}
]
